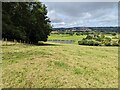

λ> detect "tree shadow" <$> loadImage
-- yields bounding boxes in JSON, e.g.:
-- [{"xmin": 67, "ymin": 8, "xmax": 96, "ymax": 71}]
[
  {"xmin": 2, "ymin": 41, "xmax": 65, "ymax": 47},
  {"xmin": 33, "ymin": 42, "xmax": 64, "ymax": 46}
]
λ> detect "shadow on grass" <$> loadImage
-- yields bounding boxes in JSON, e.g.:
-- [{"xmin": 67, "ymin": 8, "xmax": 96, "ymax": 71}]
[
  {"xmin": 33, "ymin": 42, "xmax": 64, "ymax": 46},
  {"xmin": 2, "ymin": 41, "xmax": 65, "ymax": 47}
]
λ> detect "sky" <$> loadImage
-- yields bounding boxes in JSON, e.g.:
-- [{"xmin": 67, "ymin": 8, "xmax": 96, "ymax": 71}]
[{"xmin": 41, "ymin": 2, "xmax": 118, "ymax": 28}]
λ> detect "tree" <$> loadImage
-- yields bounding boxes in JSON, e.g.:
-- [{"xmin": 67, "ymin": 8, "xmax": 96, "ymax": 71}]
[{"xmin": 2, "ymin": 2, "xmax": 52, "ymax": 43}]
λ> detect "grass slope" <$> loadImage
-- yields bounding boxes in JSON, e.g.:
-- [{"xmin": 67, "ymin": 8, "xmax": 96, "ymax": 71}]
[{"xmin": 2, "ymin": 42, "xmax": 118, "ymax": 88}]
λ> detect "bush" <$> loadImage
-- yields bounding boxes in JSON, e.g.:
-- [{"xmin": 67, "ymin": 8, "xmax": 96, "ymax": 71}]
[
  {"xmin": 76, "ymin": 32, "xmax": 81, "ymax": 36},
  {"xmin": 78, "ymin": 34, "xmax": 119, "ymax": 46},
  {"xmin": 86, "ymin": 35, "xmax": 93, "ymax": 39},
  {"xmin": 78, "ymin": 40, "xmax": 100, "ymax": 46},
  {"xmin": 105, "ymin": 37, "xmax": 112, "ymax": 42},
  {"xmin": 82, "ymin": 32, "xmax": 89, "ymax": 35},
  {"xmin": 93, "ymin": 41, "xmax": 100, "ymax": 46},
  {"xmin": 112, "ymin": 36, "xmax": 118, "ymax": 39},
  {"xmin": 111, "ymin": 32, "xmax": 117, "ymax": 36},
  {"xmin": 78, "ymin": 40, "xmax": 87, "ymax": 45},
  {"xmin": 90, "ymin": 40, "xmax": 100, "ymax": 46},
  {"xmin": 112, "ymin": 41, "xmax": 119, "ymax": 46},
  {"xmin": 95, "ymin": 37, "xmax": 103, "ymax": 42},
  {"xmin": 87, "ymin": 40, "xmax": 94, "ymax": 46},
  {"xmin": 118, "ymin": 39, "xmax": 120, "ymax": 44},
  {"xmin": 69, "ymin": 32, "xmax": 74, "ymax": 36},
  {"xmin": 101, "ymin": 34, "xmax": 105, "ymax": 39},
  {"xmin": 104, "ymin": 41, "xmax": 111, "ymax": 46},
  {"xmin": 78, "ymin": 41, "xmax": 82, "ymax": 45}
]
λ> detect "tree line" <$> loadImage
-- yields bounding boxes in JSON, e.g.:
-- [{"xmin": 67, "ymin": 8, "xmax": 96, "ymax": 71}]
[{"xmin": 2, "ymin": 2, "xmax": 52, "ymax": 44}]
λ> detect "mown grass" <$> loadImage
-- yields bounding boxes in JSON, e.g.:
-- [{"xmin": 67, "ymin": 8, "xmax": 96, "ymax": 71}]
[{"xmin": 2, "ymin": 42, "xmax": 118, "ymax": 88}]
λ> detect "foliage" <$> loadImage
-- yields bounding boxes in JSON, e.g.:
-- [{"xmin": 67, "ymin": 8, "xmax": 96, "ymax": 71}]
[
  {"xmin": 76, "ymin": 32, "xmax": 81, "ymax": 36},
  {"xmin": 86, "ymin": 35, "xmax": 93, "ymax": 39},
  {"xmin": 112, "ymin": 41, "xmax": 119, "ymax": 46},
  {"xmin": 78, "ymin": 33, "xmax": 119, "ymax": 46},
  {"xmin": 78, "ymin": 39, "xmax": 100, "ymax": 46},
  {"xmin": 112, "ymin": 36, "xmax": 118, "ymax": 39},
  {"xmin": 111, "ymin": 32, "xmax": 117, "ymax": 36},
  {"xmin": 2, "ymin": 2, "xmax": 52, "ymax": 43},
  {"xmin": 104, "ymin": 41, "xmax": 111, "ymax": 46},
  {"xmin": 104, "ymin": 37, "xmax": 112, "ymax": 42},
  {"xmin": 69, "ymin": 32, "xmax": 74, "ymax": 36}
]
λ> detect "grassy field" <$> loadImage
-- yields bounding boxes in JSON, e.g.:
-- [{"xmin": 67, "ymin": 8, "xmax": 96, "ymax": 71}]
[
  {"xmin": 2, "ymin": 42, "xmax": 118, "ymax": 88},
  {"xmin": 48, "ymin": 33, "xmax": 119, "ymax": 44},
  {"xmin": 48, "ymin": 34, "xmax": 86, "ymax": 44}
]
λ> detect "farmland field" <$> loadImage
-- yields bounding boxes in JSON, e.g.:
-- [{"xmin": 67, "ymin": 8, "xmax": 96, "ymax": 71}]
[
  {"xmin": 2, "ymin": 1, "xmax": 119, "ymax": 89},
  {"xmin": 2, "ymin": 41, "xmax": 118, "ymax": 88},
  {"xmin": 48, "ymin": 34, "xmax": 87, "ymax": 44}
]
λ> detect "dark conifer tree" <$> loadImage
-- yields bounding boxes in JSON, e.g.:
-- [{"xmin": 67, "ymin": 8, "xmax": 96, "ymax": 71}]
[{"xmin": 2, "ymin": 2, "xmax": 52, "ymax": 43}]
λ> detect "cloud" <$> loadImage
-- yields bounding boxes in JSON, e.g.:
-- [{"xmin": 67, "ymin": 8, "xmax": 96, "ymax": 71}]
[
  {"xmin": 41, "ymin": 0, "xmax": 119, "ymax": 2},
  {"xmin": 43, "ymin": 2, "xmax": 118, "ymax": 27}
]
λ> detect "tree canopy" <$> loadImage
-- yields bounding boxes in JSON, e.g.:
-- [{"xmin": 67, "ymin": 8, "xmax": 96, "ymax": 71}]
[{"xmin": 2, "ymin": 2, "xmax": 52, "ymax": 43}]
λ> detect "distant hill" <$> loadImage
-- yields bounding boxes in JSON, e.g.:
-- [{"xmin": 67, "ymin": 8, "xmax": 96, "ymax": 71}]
[{"xmin": 53, "ymin": 27, "xmax": 118, "ymax": 33}]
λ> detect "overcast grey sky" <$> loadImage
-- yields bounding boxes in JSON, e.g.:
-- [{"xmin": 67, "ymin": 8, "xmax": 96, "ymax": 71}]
[{"xmin": 42, "ymin": 2, "xmax": 118, "ymax": 28}]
